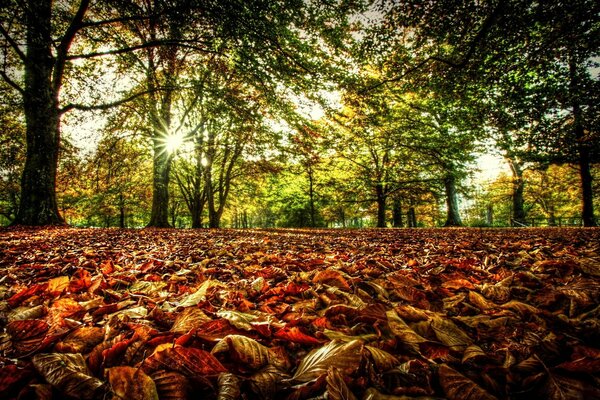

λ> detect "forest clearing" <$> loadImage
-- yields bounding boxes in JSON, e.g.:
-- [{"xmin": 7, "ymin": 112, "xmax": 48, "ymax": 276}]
[{"xmin": 0, "ymin": 227, "xmax": 599, "ymax": 399}]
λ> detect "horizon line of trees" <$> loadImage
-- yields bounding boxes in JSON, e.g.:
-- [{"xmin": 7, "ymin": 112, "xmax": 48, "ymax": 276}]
[{"xmin": 1, "ymin": 0, "xmax": 598, "ymax": 228}]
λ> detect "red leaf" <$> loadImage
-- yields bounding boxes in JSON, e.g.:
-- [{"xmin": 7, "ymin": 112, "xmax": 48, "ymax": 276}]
[
  {"xmin": 274, "ymin": 326, "xmax": 323, "ymax": 345},
  {"xmin": 0, "ymin": 364, "xmax": 34, "ymax": 394},
  {"xmin": 142, "ymin": 345, "xmax": 227, "ymax": 376},
  {"xmin": 313, "ymin": 270, "xmax": 351, "ymax": 291},
  {"xmin": 7, "ymin": 283, "xmax": 48, "ymax": 307},
  {"xmin": 6, "ymin": 319, "xmax": 50, "ymax": 355}
]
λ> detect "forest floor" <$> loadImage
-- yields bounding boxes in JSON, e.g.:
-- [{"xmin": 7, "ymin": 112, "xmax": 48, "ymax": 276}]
[{"xmin": 0, "ymin": 227, "xmax": 599, "ymax": 399}]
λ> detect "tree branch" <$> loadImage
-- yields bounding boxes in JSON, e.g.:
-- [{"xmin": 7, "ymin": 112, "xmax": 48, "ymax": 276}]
[
  {"xmin": 66, "ymin": 39, "xmax": 218, "ymax": 60},
  {"xmin": 0, "ymin": 23, "xmax": 26, "ymax": 62},
  {"xmin": 53, "ymin": 0, "xmax": 90, "ymax": 92},
  {"xmin": 59, "ymin": 89, "xmax": 154, "ymax": 114},
  {"xmin": 364, "ymin": 1, "xmax": 505, "ymax": 92},
  {"xmin": 0, "ymin": 70, "xmax": 24, "ymax": 93}
]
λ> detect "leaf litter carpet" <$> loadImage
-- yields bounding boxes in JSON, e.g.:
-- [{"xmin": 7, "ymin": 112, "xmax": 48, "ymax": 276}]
[{"xmin": 0, "ymin": 227, "xmax": 599, "ymax": 399}]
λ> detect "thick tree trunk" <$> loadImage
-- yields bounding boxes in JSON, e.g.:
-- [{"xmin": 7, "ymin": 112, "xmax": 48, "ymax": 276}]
[
  {"xmin": 190, "ymin": 197, "xmax": 203, "ymax": 228},
  {"xmin": 443, "ymin": 173, "xmax": 462, "ymax": 227},
  {"xmin": 148, "ymin": 142, "xmax": 171, "ymax": 227},
  {"xmin": 570, "ymin": 54, "xmax": 596, "ymax": 227},
  {"xmin": 14, "ymin": 0, "xmax": 64, "ymax": 226},
  {"xmin": 375, "ymin": 183, "xmax": 386, "ymax": 228},
  {"xmin": 392, "ymin": 197, "xmax": 403, "ymax": 227},
  {"xmin": 508, "ymin": 159, "xmax": 526, "ymax": 226}
]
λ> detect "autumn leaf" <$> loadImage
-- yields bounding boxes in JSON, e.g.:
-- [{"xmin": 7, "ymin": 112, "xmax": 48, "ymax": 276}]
[
  {"xmin": 429, "ymin": 315, "xmax": 472, "ymax": 350},
  {"xmin": 438, "ymin": 364, "xmax": 497, "ymax": 400},
  {"xmin": 217, "ymin": 372, "xmax": 242, "ymax": 400},
  {"xmin": 170, "ymin": 307, "xmax": 211, "ymax": 334},
  {"xmin": 32, "ymin": 353, "xmax": 106, "ymax": 399},
  {"xmin": 143, "ymin": 344, "xmax": 227, "ymax": 376},
  {"xmin": 107, "ymin": 366, "xmax": 158, "ymax": 400},
  {"xmin": 326, "ymin": 367, "xmax": 358, "ymax": 400},
  {"xmin": 291, "ymin": 339, "xmax": 363, "ymax": 383},
  {"xmin": 212, "ymin": 334, "xmax": 289, "ymax": 371},
  {"xmin": 151, "ymin": 370, "xmax": 192, "ymax": 400}
]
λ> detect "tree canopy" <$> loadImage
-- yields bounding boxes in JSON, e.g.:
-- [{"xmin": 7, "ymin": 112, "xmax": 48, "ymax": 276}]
[{"xmin": 1, "ymin": 0, "xmax": 598, "ymax": 227}]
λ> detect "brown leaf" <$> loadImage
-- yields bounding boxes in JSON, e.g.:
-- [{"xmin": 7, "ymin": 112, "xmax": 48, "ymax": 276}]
[
  {"xmin": 32, "ymin": 353, "xmax": 105, "ymax": 399},
  {"xmin": 313, "ymin": 269, "xmax": 351, "ymax": 291},
  {"xmin": 48, "ymin": 276, "xmax": 70, "ymax": 295},
  {"xmin": 217, "ymin": 372, "xmax": 242, "ymax": 400},
  {"xmin": 274, "ymin": 326, "xmax": 323, "ymax": 345},
  {"xmin": 438, "ymin": 364, "xmax": 497, "ymax": 400},
  {"xmin": 143, "ymin": 344, "xmax": 227, "ymax": 376},
  {"xmin": 542, "ymin": 371, "xmax": 600, "ymax": 400},
  {"xmin": 55, "ymin": 326, "xmax": 104, "ymax": 353},
  {"xmin": 326, "ymin": 366, "xmax": 357, "ymax": 400},
  {"xmin": 6, "ymin": 319, "xmax": 50, "ymax": 355},
  {"xmin": 429, "ymin": 315, "xmax": 472, "ymax": 350},
  {"xmin": 107, "ymin": 366, "xmax": 158, "ymax": 400},
  {"xmin": 386, "ymin": 310, "xmax": 427, "ymax": 353},
  {"xmin": 291, "ymin": 339, "xmax": 362, "ymax": 383},
  {"xmin": 151, "ymin": 370, "xmax": 192, "ymax": 400},
  {"xmin": 211, "ymin": 334, "xmax": 287, "ymax": 371},
  {"xmin": 170, "ymin": 307, "xmax": 211, "ymax": 334},
  {"xmin": 366, "ymin": 346, "xmax": 400, "ymax": 371},
  {"xmin": 248, "ymin": 365, "xmax": 290, "ymax": 399}
]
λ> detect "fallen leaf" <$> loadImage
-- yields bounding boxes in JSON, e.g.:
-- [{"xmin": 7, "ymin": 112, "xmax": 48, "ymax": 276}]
[
  {"xmin": 32, "ymin": 353, "xmax": 105, "ymax": 399},
  {"xmin": 291, "ymin": 339, "xmax": 363, "ymax": 383}
]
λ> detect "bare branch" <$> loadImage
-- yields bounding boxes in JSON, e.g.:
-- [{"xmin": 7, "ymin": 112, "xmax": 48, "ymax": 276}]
[
  {"xmin": 0, "ymin": 70, "xmax": 23, "ymax": 93},
  {"xmin": 0, "ymin": 24, "xmax": 26, "ymax": 62}
]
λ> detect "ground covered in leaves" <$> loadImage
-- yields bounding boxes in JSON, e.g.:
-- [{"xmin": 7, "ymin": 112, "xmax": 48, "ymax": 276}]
[{"xmin": 0, "ymin": 227, "xmax": 599, "ymax": 400}]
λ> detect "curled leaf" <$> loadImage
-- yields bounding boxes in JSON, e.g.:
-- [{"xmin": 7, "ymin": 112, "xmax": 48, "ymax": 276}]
[
  {"xmin": 291, "ymin": 339, "xmax": 362, "ymax": 383},
  {"xmin": 32, "ymin": 353, "xmax": 105, "ymax": 399},
  {"xmin": 217, "ymin": 372, "xmax": 242, "ymax": 400},
  {"xmin": 212, "ymin": 334, "xmax": 287, "ymax": 370}
]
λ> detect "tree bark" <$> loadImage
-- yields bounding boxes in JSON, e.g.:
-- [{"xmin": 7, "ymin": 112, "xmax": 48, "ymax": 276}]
[
  {"xmin": 443, "ymin": 173, "xmax": 462, "ymax": 227},
  {"xmin": 569, "ymin": 52, "xmax": 596, "ymax": 227},
  {"xmin": 14, "ymin": 0, "xmax": 64, "ymax": 225},
  {"xmin": 375, "ymin": 183, "xmax": 386, "ymax": 228},
  {"xmin": 407, "ymin": 207, "xmax": 417, "ymax": 228},
  {"xmin": 508, "ymin": 158, "xmax": 526, "ymax": 226},
  {"xmin": 148, "ymin": 141, "xmax": 171, "ymax": 227},
  {"xmin": 392, "ymin": 197, "xmax": 403, "ymax": 227},
  {"xmin": 308, "ymin": 166, "xmax": 316, "ymax": 227}
]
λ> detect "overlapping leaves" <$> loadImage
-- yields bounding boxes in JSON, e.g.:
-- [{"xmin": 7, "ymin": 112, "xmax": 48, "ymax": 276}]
[{"xmin": 0, "ymin": 227, "xmax": 599, "ymax": 399}]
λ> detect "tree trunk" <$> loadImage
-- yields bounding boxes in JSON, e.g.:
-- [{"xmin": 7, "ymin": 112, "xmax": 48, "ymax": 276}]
[
  {"xmin": 148, "ymin": 142, "xmax": 171, "ymax": 227},
  {"xmin": 375, "ymin": 183, "xmax": 386, "ymax": 228},
  {"xmin": 486, "ymin": 204, "xmax": 493, "ymax": 226},
  {"xmin": 119, "ymin": 194, "xmax": 126, "ymax": 228},
  {"xmin": 508, "ymin": 158, "xmax": 526, "ymax": 226},
  {"xmin": 407, "ymin": 207, "xmax": 417, "ymax": 228},
  {"xmin": 392, "ymin": 197, "xmax": 403, "ymax": 227},
  {"xmin": 14, "ymin": 0, "xmax": 64, "ymax": 226},
  {"xmin": 308, "ymin": 167, "xmax": 316, "ymax": 227},
  {"xmin": 570, "ymin": 53, "xmax": 596, "ymax": 227},
  {"xmin": 443, "ymin": 173, "xmax": 462, "ymax": 227}
]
